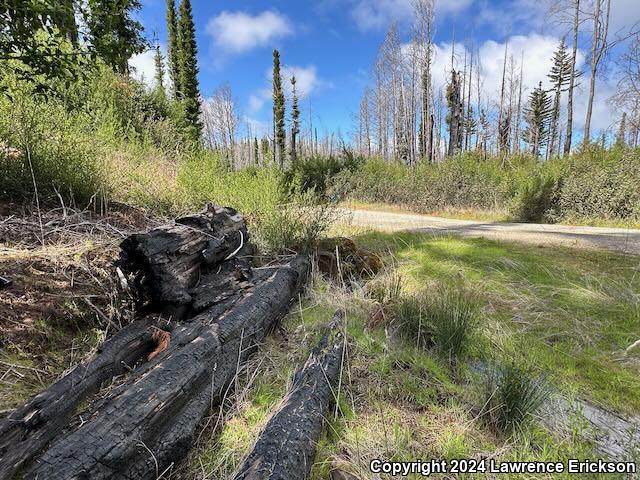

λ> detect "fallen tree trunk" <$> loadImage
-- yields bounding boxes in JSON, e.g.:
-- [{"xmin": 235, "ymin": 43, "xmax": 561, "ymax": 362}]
[
  {"xmin": 118, "ymin": 204, "xmax": 254, "ymax": 316},
  {"xmin": 0, "ymin": 316, "xmax": 157, "ymax": 480},
  {"xmin": 0, "ymin": 205, "xmax": 310, "ymax": 480},
  {"xmin": 25, "ymin": 255, "xmax": 309, "ymax": 480},
  {"xmin": 234, "ymin": 311, "xmax": 346, "ymax": 480}
]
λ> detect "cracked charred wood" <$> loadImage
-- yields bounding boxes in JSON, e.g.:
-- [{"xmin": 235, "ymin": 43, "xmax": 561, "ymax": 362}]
[
  {"xmin": 234, "ymin": 310, "xmax": 346, "ymax": 480},
  {"xmin": 118, "ymin": 204, "xmax": 253, "ymax": 316},
  {"xmin": 24, "ymin": 255, "xmax": 310, "ymax": 480},
  {"xmin": 0, "ymin": 315, "xmax": 158, "ymax": 480}
]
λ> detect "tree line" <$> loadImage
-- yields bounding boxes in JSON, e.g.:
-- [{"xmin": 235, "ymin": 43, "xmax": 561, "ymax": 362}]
[
  {"xmin": 1, "ymin": 0, "xmax": 201, "ymax": 142},
  {"xmin": 353, "ymin": 0, "xmax": 639, "ymax": 164},
  {"xmin": 3, "ymin": 0, "xmax": 638, "ymax": 169}
]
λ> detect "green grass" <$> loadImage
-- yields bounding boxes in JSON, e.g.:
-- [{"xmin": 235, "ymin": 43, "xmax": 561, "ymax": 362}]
[
  {"xmin": 343, "ymin": 228, "xmax": 640, "ymax": 414},
  {"xmin": 182, "ymin": 252, "xmax": 637, "ymax": 478}
]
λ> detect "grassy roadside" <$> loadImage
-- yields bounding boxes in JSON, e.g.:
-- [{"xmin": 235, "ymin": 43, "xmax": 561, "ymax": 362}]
[
  {"xmin": 342, "ymin": 200, "xmax": 640, "ymax": 229},
  {"xmin": 183, "ymin": 227, "xmax": 640, "ymax": 479}
]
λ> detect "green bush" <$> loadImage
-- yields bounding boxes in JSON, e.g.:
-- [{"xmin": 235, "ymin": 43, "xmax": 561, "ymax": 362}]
[
  {"xmin": 509, "ymin": 174, "xmax": 557, "ymax": 223},
  {"xmin": 331, "ymin": 148, "xmax": 640, "ymax": 225},
  {"xmin": 289, "ymin": 149, "xmax": 365, "ymax": 198},
  {"xmin": 0, "ymin": 67, "xmax": 335, "ymax": 253}
]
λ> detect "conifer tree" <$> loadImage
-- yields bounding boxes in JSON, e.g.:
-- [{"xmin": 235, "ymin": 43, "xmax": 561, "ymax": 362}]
[
  {"xmin": 522, "ymin": 82, "xmax": 552, "ymax": 158},
  {"xmin": 547, "ymin": 40, "xmax": 572, "ymax": 157},
  {"xmin": 177, "ymin": 0, "xmax": 201, "ymax": 141},
  {"xmin": 396, "ymin": 85, "xmax": 409, "ymax": 163},
  {"xmin": 446, "ymin": 70, "xmax": 463, "ymax": 156},
  {"xmin": 153, "ymin": 44, "xmax": 165, "ymax": 95},
  {"xmin": 254, "ymin": 137, "xmax": 260, "ymax": 165},
  {"xmin": 616, "ymin": 112, "xmax": 627, "ymax": 147},
  {"xmin": 272, "ymin": 49, "xmax": 286, "ymax": 167},
  {"xmin": 87, "ymin": 0, "xmax": 146, "ymax": 74},
  {"xmin": 166, "ymin": 0, "xmax": 180, "ymax": 97},
  {"xmin": 290, "ymin": 75, "xmax": 300, "ymax": 166}
]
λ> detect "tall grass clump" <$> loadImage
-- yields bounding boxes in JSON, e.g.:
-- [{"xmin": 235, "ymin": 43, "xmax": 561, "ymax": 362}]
[
  {"xmin": 393, "ymin": 284, "xmax": 481, "ymax": 365},
  {"xmin": 482, "ymin": 362, "xmax": 549, "ymax": 434},
  {"xmin": 424, "ymin": 285, "xmax": 482, "ymax": 364}
]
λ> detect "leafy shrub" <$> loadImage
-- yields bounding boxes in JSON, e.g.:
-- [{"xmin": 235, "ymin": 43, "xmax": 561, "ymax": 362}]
[
  {"xmin": 289, "ymin": 148, "xmax": 365, "ymax": 198},
  {"xmin": 509, "ymin": 174, "xmax": 557, "ymax": 223},
  {"xmin": 332, "ymin": 148, "xmax": 640, "ymax": 224},
  {"xmin": 553, "ymin": 148, "xmax": 640, "ymax": 221},
  {"xmin": 482, "ymin": 362, "xmax": 549, "ymax": 433}
]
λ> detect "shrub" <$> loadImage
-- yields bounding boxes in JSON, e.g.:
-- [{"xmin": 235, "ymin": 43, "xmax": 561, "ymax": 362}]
[
  {"xmin": 509, "ymin": 174, "xmax": 557, "ymax": 223},
  {"xmin": 482, "ymin": 362, "xmax": 549, "ymax": 433},
  {"xmin": 553, "ymin": 149, "xmax": 640, "ymax": 221},
  {"xmin": 332, "ymin": 148, "xmax": 640, "ymax": 225}
]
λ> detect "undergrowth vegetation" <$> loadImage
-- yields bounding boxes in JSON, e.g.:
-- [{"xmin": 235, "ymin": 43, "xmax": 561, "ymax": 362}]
[
  {"xmin": 0, "ymin": 67, "xmax": 333, "ymax": 253},
  {"xmin": 182, "ymin": 239, "xmax": 638, "ymax": 478},
  {"xmin": 327, "ymin": 150, "xmax": 640, "ymax": 225}
]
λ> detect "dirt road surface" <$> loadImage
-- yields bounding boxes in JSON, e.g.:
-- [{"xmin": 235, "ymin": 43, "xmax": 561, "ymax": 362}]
[{"xmin": 342, "ymin": 208, "xmax": 640, "ymax": 255}]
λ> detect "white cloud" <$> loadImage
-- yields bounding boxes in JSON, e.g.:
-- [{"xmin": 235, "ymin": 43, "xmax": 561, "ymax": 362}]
[
  {"xmin": 129, "ymin": 49, "xmax": 158, "ymax": 87},
  {"xmin": 206, "ymin": 10, "xmax": 293, "ymax": 53},
  {"xmin": 248, "ymin": 65, "xmax": 332, "ymax": 113},
  {"xmin": 350, "ymin": 0, "xmax": 472, "ymax": 31},
  {"xmin": 281, "ymin": 65, "xmax": 333, "ymax": 98}
]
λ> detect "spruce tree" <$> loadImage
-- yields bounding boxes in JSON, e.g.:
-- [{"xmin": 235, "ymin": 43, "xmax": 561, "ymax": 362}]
[
  {"xmin": 547, "ymin": 40, "xmax": 572, "ymax": 157},
  {"xmin": 152, "ymin": 44, "xmax": 167, "ymax": 103},
  {"xmin": 272, "ymin": 49, "xmax": 286, "ymax": 167},
  {"xmin": 522, "ymin": 82, "xmax": 552, "ymax": 158},
  {"xmin": 177, "ymin": 0, "xmax": 201, "ymax": 141},
  {"xmin": 87, "ymin": 0, "xmax": 146, "ymax": 74},
  {"xmin": 290, "ymin": 75, "xmax": 300, "ymax": 166},
  {"xmin": 166, "ymin": 0, "xmax": 181, "ymax": 98},
  {"xmin": 446, "ymin": 70, "xmax": 463, "ymax": 156},
  {"xmin": 616, "ymin": 112, "xmax": 627, "ymax": 148}
]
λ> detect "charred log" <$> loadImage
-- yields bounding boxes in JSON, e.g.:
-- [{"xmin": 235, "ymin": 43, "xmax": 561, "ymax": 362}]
[
  {"xmin": 0, "ymin": 206, "xmax": 309, "ymax": 480},
  {"xmin": 0, "ymin": 315, "xmax": 157, "ymax": 480},
  {"xmin": 118, "ymin": 204, "xmax": 253, "ymax": 316},
  {"xmin": 23, "ymin": 255, "xmax": 310, "ymax": 480},
  {"xmin": 234, "ymin": 311, "xmax": 346, "ymax": 480}
]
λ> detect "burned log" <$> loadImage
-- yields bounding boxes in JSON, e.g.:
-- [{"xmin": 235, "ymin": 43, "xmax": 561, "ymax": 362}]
[
  {"xmin": 25, "ymin": 256, "xmax": 309, "ymax": 480},
  {"xmin": 0, "ymin": 316, "xmax": 157, "ymax": 480},
  {"xmin": 119, "ymin": 203, "xmax": 254, "ymax": 316},
  {"xmin": 234, "ymin": 311, "xmax": 346, "ymax": 480},
  {"xmin": 0, "ymin": 205, "xmax": 309, "ymax": 480}
]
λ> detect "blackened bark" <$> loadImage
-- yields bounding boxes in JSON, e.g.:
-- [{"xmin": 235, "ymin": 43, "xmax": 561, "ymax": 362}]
[
  {"xmin": 0, "ymin": 206, "xmax": 309, "ymax": 480},
  {"xmin": 118, "ymin": 204, "xmax": 251, "ymax": 313},
  {"xmin": 234, "ymin": 311, "xmax": 346, "ymax": 480},
  {"xmin": 23, "ymin": 256, "xmax": 309, "ymax": 480}
]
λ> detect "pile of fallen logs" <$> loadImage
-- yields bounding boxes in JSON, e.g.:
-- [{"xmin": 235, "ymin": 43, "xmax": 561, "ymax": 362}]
[{"xmin": 0, "ymin": 205, "xmax": 311, "ymax": 479}]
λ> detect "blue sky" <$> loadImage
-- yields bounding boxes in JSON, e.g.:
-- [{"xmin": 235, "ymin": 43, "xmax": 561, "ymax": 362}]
[{"xmin": 130, "ymin": 0, "xmax": 640, "ymax": 140}]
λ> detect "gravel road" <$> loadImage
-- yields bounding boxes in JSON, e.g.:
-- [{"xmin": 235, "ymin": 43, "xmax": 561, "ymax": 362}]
[{"xmin": 343, "ymin": 208, "xmax": 640, "ymax": 255}]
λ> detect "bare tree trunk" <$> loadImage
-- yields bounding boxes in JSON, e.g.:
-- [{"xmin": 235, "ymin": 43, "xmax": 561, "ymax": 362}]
[
  {"xmin": 565, "ymin": 0, "xmax": 580, "ymax": 154},
  {"xmin": 584, "ymin": 0, "xmax": 610, "ymax": 145}
]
